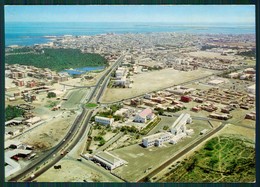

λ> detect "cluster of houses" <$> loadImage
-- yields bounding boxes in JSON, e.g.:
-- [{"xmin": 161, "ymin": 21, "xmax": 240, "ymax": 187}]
[{"xmin": 228, "ymin": 68, "xmax": 256, "ymax": 82}]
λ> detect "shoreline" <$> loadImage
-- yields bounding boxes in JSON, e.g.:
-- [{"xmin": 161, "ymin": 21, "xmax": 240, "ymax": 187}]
[{"xmin": 5, "ymin": 31, "xmax": 255, "ymax": 48}]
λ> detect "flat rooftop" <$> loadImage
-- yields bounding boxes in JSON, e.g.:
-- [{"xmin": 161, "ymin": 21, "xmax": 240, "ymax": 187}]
[{"xmin": 95, "ymin": 151, "xmax": 121, "ymax": 165}]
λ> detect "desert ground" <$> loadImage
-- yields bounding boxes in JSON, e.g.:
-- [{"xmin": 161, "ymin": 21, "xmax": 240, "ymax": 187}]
[{"xmin": 101, "ymin": 68, "xmax": 217, "ymax": 103}]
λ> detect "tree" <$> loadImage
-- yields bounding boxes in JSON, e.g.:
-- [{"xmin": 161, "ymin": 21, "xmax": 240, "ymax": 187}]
[
  {"xmin": 158, "ymin": 109, "xmax": 164, "ymax": 115},
  {"xmin": 47, "ymin": 92, "xmax": 56, "ymax": 98},
  {"xmin": 5, "ymin": 105, "xmax": 25, "ymax": 121}
]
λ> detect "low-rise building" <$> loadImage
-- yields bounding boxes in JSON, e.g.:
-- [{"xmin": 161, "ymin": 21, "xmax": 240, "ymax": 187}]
[
  {"xmin": 92, "ymin": 151, "xmax": 126, "ymax": 170},
  {"xmin": 170, "ymin": 113, "xmax": 192, "ymax": 135},
  {"xmin": 95, "ymin": 116, "xmax": 114, "ymax": 126},
  {"xmin": 142, "ymin": 132, "xmax": 172, "ymax": 147},
  {"xmin": 134, "ymin": 108, "xmax": 154, "ymax": 123},
  {"xmin": 247, "ymin": 84, "xmax": 255, "ymax": 94}
]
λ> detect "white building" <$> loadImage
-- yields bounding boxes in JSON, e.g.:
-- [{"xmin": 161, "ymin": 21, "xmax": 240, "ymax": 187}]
[
  {"xmin": 92, "ymin": 151, "xmax": 127, "ymax": 170},
  {"xmin": 208, "ymin": 79, "xmax": 225, "ymax": 85},
  {"xmin": 5, "ymin": 156, "xmax": 21, "ymax": 178},
  {"xmin": 169, "ymin": 132, "xmax": 187, "ymax": 144},
  {"xmin": 144, "ymin": 93, "xmax": 152, "ymax": 99},
  {"xmin": 95, "ymin": 116, "xmax": 114, "ymax": 126},
  {"xmin": 142, "ymin": 132, "xmax": 172, "ymax": 147},
  {"xmin": 115, "ymin": 67, "xmax": 127, "ymax": 79},
  {"xmin": 170, "ymin": 113, "xmax": 192, "ymax": 135},
  {"xmin": 247, "ymin": 84, "xmax": 255, "ymax": 94},
  {"xmin": 134, "ymin": 108, "xmax": 154, "ymax": 123}
]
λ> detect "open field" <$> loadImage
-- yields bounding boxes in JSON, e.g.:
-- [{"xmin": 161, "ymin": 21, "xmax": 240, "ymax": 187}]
[
  {"xmin": 186, "ymin": 51, "xmax": 243, "ymax": 60},
  {"xmin": 16, "ymin": 112, "xmax": 77, "ymax": 150},
  {"xmin": 101, "ymin": 68, "xmax": 216, "ymax": 103},
  {"xmin": 36, "ymin": 158, "xmax": 123, "ymax": 182},
  {"xmin": 157, "ymin": 135, "xmax": 255, "ymax": 182},
  {"xmin": 111, "ymin": 119, "xmax": 212, "ymax": 182}
]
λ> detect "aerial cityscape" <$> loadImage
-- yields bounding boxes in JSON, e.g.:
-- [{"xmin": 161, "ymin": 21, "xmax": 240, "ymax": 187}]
[{"xmin": 4, "ymin": 5, "xmax": 256, "ymax": 183}]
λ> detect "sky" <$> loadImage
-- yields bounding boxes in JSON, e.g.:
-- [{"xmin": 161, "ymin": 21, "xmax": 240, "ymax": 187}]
[{"xmin": 5, "ymin": 5, "xmax": 255, "ymax": 24}]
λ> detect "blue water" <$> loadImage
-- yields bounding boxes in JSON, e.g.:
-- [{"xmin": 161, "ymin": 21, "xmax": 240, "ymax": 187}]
[
  {"xmin": 61, "ymin": 66, "xmax": 105, "ymax": 75},
  {"xmin": 5, "ymin": 22, "xmax": 255, "ymax": 46}
]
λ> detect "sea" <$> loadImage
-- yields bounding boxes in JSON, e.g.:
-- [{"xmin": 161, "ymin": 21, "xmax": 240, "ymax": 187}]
[{"xmin": 5, "ymin": 22, "xmax": 255, "ymax": 47}]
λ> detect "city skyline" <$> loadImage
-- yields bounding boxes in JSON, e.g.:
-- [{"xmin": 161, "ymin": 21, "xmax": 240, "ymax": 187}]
[{"xmin": 5, "ymin": 5, "xmax": 255, "ymax": 24}]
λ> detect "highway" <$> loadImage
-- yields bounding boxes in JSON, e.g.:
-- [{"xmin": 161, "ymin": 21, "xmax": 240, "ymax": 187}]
[
  {"xmin": 8, "ymin": 108, "xmax": 89, "ymax": 181},
  {"xmin": 8, "ymin": 54, "xmax": 125, "ymax": 182}
]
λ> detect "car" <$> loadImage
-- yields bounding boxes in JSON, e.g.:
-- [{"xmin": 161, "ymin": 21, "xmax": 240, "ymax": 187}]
[{"xmin": 63, "ymin": 139, "xmax": 66, "ymax": 142}]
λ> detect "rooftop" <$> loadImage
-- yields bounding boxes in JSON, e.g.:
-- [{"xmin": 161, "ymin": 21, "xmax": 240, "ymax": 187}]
[
  {"xmin": 139, "ymin": 108, "xmax": 153, "ymax": 118},
  {"xmin": 94, "ymin": 151, "xmax": 121, "ymax": 165}
]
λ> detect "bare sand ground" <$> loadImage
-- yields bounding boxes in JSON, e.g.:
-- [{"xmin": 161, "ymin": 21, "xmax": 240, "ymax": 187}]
[
  {"xmin": 101, "ymin": 68, "xmax": 216, "ymax": 103},
  {"xmin": 35, "ymin": 159, "xmax": 121, "ymax": 182},
  {"xmin": 186, "ymin": 51, "xmax": 242, "ymax": 60},
  {"xmin": 16, "ymin": 113, "xmax": 77, "ymax": 150}
]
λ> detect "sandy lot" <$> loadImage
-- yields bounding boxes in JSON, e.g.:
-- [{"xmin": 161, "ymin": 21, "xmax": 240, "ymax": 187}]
[
  {"xmin": 102, "ymin": 68, "xmax": 216, "ymax": 103},
  {"xmin": 36, "ymin": 158, "xmax": 122, "ymax": 182},
  {"xmin": 186, "ymin": 51, "xmax": 242, "ymax": 60},
  {"xmin": 16, "ymin": 112, "xmax": 77, "ymax": 150}
]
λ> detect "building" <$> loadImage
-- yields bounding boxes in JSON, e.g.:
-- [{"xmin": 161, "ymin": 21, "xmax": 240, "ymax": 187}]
[
  {"xmin": 95, "ymin": 116, "xmax": 114, "ymax": 126},
  {"xmin": 244, "ymin": 68, "xmax": 255, "ymax": 74},
  {"xmin": 208, "ymin": 79, "xmax": 225, "ymax": 85},
  {"xmin": 5, "ymin": 156, "xmax": 21, "ymax": 177},
  {"xmin": 25, "ymin": 116, "xmax": 41, "ymax": 125},
  {"xmin": 92, "ymin": 151, "xmax": 126, "ymax": 170},
  {"xmin": 13, "ymin": 80, "xmax": 24, "ymax": 87},
  {"xmin": 200, "ymin": 129, "xmax": 208, "ymax": 135},
  {"xmin": 5, "ymin": 117, "xmax": 24, "ymax": 126},
  {"xmin": 169, "ymin": 132, "xmax": 187, "ymax": 144},
  {"xmin": 181, "ymin": 95, "xmax": 192, "ymax": 103},
  {"xmin": 245, "ymin": 112, "xmax": 256, "ymax": 120},
  {"xmin": 115, "ymin": 67, "xmax": 127, "ymax": 79},
  {"xmin": 170, "ymin": 113, "xmax": 192, "ymax": 135},
  {"xmin": 134, "ymin": 108, "xmax": 154, "ymax": 123},
  {"xmin": 26, "ymin": 80, "xmax": 36, "ymax": 88},
  {"xmin": 142, "ymin": 132, "xmax": 172, "ymax": 147},
  {"xmin": 247, "ymin": 84, "xmax": 255, "ymax": 94},
  {"xmin": 209, "ymin": 113, "xmax": 232, "ymax": 120}
]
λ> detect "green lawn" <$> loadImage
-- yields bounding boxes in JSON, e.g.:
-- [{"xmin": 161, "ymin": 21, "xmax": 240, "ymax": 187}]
[{"xmin": 86, "ymin": 103, "xmax": 98, "ymax": 108}]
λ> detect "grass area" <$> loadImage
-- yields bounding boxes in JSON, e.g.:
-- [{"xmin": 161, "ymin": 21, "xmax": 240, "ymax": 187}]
[
  {"xmin": 157, "ymin": 135, "xmax": 255, "ymax": 182},
  {"xmin": 6, "ymin": 48, "xmax": 108, "ymax": 71},
  {"xmin": 86, "ymin": 103, "xmax": 98, "ymax": 108},
  {"xmin": 140, "ymin": 117, "xmax": 161, "ymax": 135},
  {"xmin": 45, "ymin": 100, "xmax": 59, "ymax": 108}
]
